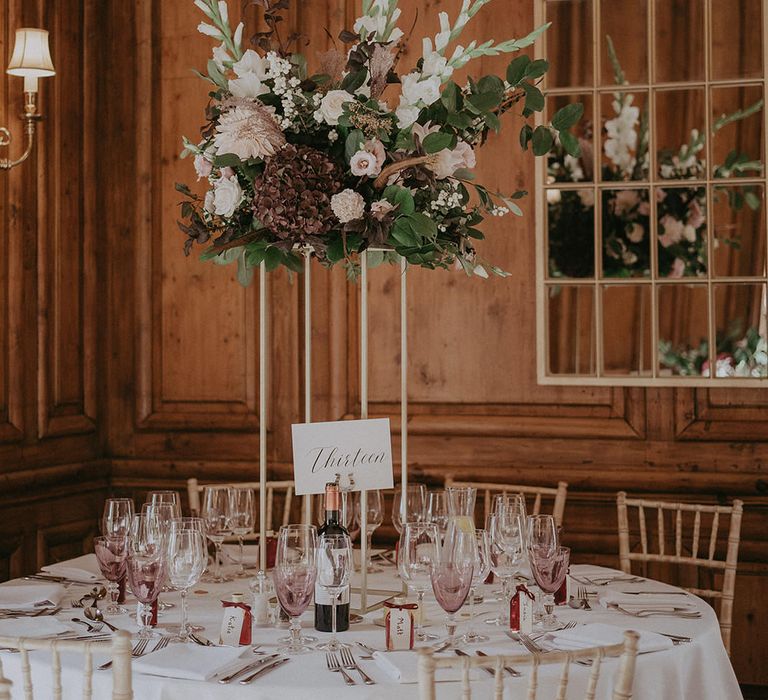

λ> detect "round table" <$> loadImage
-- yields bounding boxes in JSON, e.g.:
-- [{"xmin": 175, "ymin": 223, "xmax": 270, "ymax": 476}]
[{"xmin": 0, "ymin": 561, "xmax": 743, "ymax": 699}]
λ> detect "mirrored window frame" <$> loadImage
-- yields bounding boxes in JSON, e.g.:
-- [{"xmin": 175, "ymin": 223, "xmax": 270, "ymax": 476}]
[{"xmin": 536, "ymin": 0, "xmax": 768, "ymax": 386}]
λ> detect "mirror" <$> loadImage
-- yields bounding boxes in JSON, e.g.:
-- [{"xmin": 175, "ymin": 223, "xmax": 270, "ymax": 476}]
[{"xmin": 539, "ymin": 0, "xmax": 768, "ymax": 384}]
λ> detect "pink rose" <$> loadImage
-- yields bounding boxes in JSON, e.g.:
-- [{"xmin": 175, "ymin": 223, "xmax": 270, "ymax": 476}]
[
  {"xmin": 615, "ymin": 190, "xmax": 639, "ymax": 215},
  {"xmin": 350, "ymin": 150, "xmax": 382, "ymax": 178},
  {"xmin": 687, "ymin": 199, "xmax": 705, "ymax": 229},
  {"xmin": 432, "ymin": 141, "xmax": 476, "ymax": 179},
  {"xmin": 364, "ymin": 139, "xmax": 386, "ymax": 169},
  {"xmin": 194, "ymin": 153, "xmax": 213, "ymax": 180}
]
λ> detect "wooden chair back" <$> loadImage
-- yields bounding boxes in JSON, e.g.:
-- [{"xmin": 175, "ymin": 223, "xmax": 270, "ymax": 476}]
[
  {"xmin": 0, "ymin": 630, "xmax": 132, "ymax": 700},
  {"xmin": 616, "ymin": 491, "xmax": 743, "ymax": 654},
  {"xmin": 417, "ymin": 630, "xmax": 638, "ymax": 700},
  {"xmin": 444, "ymin": 476, "xmax": 568, "ymax": 527},
  {"xmin": 186, "ymin": 478, "xmax": 295, "ymax": 533}
]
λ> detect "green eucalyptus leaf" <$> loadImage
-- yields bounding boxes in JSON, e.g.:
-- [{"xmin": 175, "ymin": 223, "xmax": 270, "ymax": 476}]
[
  {"xmin": 525, "ymin": 59, "xmax": 549, "ymax": 80},
  {"xmin": 484, "ymin": 111, "xmax": 501, "ymax": 132},
  {"xmin": 341, "ymin": 70, "xmax": 367, "ymax": 94},
  {"xmin": 447, "ymin": 112, "xmax": 473, "ymax": 129},
  {"xmin": 422, "ymin": 131, "xmax": 455, "ymax": 154},
  {"xmin": 532, "ymin": 126, "xmax": 554, "ymax": 155},
  {"xmin": 263, "ymin": 246, "xmax": 283, "ymax": 272},
  {"xmin": 391, "ymin": 217, "xmax": 419, "ymax": 246},
  {"xmin": 407, "ymin": 212, "xmax": 437, "ymax": 238},
  {"xmin": 522, "ymin": 83, "xmax": 544, "ymax": 112},
  {"xmin": 441, "ymin": 81, "xmax": 460, "ymax": 112},
  {"xmin": 519, "ymin": 124, "xmax": 533, "ymax": 150},
  {"xmin": 467, "ymin": 91, "xmax": 502, "ymax": 112},
  {"xmin": 506, "ymin": 55, "xmax": 531, "ymax": 86},
  {"xmin": 551, "ymin": 102, "xmax": 584, "ymax": 131},
  {"xmin": 477, "ymin": 75, "xmax": 505, "ymax": 97},
  {"xmin": 559, "ymin": 130, "xmax": 581, "ymax": 157},
  {"xmin": 345, "ymin": 129, "xmax": 366, "ymax": 161}
]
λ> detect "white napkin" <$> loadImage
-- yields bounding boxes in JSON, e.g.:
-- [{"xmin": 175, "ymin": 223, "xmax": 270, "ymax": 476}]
[
  {"xmin": 548, "ymin": 623, "xmax": 673, "ymax": 654},
  {"xmin": 132, "ymin": 643, "xmax": 248, "ymax": 681},
  {"xmin": 41, "ymin": 554, "xmax": 102, "ymax": 583},
  {"xmin": 221, "ymin": 544, "xmax": 259, "ymax": 566},
  {"xmin": 600, "ymin": 591, "xmax": 696, "ymax": 611},
  {"xmin": 0, "ymin": 584, "xmax": 64, "ymax": 610},
  {"xmin": 0, "ymin": 617, "xmax": 74, "ymax": 639},
  {"xmin": 373, "ymin": 651, "xmax": 481, "ymax": 684}
]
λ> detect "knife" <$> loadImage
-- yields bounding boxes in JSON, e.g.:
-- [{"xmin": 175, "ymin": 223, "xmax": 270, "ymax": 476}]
[
  {"xmin": 239, "ymin": 656, "xmax": 290, "ymax": 684},
  {"xmin": 476, "ymin": 649, "xmax": 521, "ymax": 678},
  {"xmin": 455, "ymin": 649, "xmax": 495, "ymax": 677},
  {"xmin": 218, "ymin": 654, "xmax": 279, "ymax": 684},
  {"xmin": 618, "ymin": 591, "xmax": 688, "ymax": 595}
]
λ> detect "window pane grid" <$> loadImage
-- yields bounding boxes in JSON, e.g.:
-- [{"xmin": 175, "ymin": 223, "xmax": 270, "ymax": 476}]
[{"xmin": 540, "ymin": 0, "xmax": 768, "ymax": 384}]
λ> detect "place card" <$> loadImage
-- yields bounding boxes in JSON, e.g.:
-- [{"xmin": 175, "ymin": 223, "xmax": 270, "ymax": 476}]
[{"xmin": 291, "ymin": 418, "xmax": 394, "ymax": 495}]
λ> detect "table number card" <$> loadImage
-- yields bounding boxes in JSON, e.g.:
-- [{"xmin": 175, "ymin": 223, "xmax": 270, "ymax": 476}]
[{"xmin": 291, "ymin": 418, "xmax": 394, "ymax": 495}]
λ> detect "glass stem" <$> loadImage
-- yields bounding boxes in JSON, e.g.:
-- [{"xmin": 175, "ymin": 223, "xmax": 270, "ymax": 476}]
[
  {"xmin": 289, "ymin": 616, "xmax": 302, "ymax": 650},
  {"xmin": 180, "ymin": 589, "xmax": 189, "ymax": 641},
  {"xmin": 331, "ymin": 591, "xmax": 338, "ymax": 644},
  {"xmin": 238, "ymin": 536, "xmax": 245, "ymax": 574},
  {"xmin": 502, "ymin": 576, "xmax": 513, "ymax": 626},
  {"xmin": 214, "ymin": 541, "xmax": 221, "ymax": 580},
  {"xmin": 138, "ymin": 602, "xmax": 152, "ymax": 633},
  {"xmin": 467, "ymin": 585, "xmax": 476, "ymax": 638},
  {"xmin": 415, "ymin": 590, "xmax": 425, "ymax": 639},
  {"xmin": 366, "ymin": 530, "xmax": 373, "ymax": 570},
  {"xmin": 446, "ymin": 613, "xmax": 457, "ymax": 646},
  {"xmin": 107, "ymin": 581, "xmax": 118, "ymax": 612}
]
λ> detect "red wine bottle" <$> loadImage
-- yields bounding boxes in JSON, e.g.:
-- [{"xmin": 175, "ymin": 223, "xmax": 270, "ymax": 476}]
[{"xmin": 314, "ymin": 482, "xmax": 350, "ymax": 632}]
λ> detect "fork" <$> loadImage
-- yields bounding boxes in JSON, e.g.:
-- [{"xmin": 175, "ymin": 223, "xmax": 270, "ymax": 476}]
[
  {"xmin": 98, "ymin": 637, "xmax": 151, "ymax": 670},
  {"xmin": 340, "ymin": 647, "xmax": 375, "ymax": 685},
  {"xmin": 578, "ymin": 586, "xmax": 592, "ymax": 611},
  {"xmin": 326, "ymin": 652, "xmax": 356, "ymax": 685},
  {"xmin": 613, "ymin": 605, "xmax": 701, "ymax": 619},
  {"xmin": 520, "ymin": 631, "xmax": 592, "ymax": 666}
]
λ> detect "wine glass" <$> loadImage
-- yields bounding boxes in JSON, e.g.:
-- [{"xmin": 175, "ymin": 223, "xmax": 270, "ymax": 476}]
[
  {"xmin": 126, "ymin": 550, "xmax": 166, "ymax": 638},
  {"xmin": 430, "ymin": 529, "xmax": 474, "ymax": 650},
  {"xmin": 315, "ymin": 532, "xmax": 353, "ymax": 651},
  {"xmin": 529, "ymin": 546, "xmax": 570, "ymax": 630},
  {"xmin": 201, "ymin": 486, "xmax": 233, "ymax": 583},
  {"xmin": 167, "ymin": 528, "xmax": 207, "ymax": 642},
  {"xmin": 128, "ymin": 514, "xmax": 165, "ymax": 556},
  {"xmin": 426, "ymin": 491, "xmax": 450, "ymax": 539},
  {"xmin": 398, "ymin": 522, "xmax": 439, "ymax": 642},
  {"xmin": 169, "ymin": 517, "xmax": 207, "ymax": 631},
  {"xmin": 354, "ymin": 490, "xmax": 383, "ymax": 573},
  {"xmin": 462, "ymin": 529, "xmax": 492, "ymax": 644},
  {"xmin": 93, "ymin": 536, "xmax": 129, "ymax": 615},
  {"xmin": 391, "ymin": 483, "xmax": 427, "ymax": 534},
  {"xmin": 228, "ymin": 486, "xmax": 255, "ymax": 578},
  {"xmin": 488, "ymin": 511, "xmax": 525, "ymax": 626},
  {"xmin": 527, "ymin": 514, "xmax": 559, "ymax": 558},
  {"xmin": 273, "ymin": 524, "xmax": 317, "ymax": 655},
  {"xmin": 101, "ymin": 498, "xmax": 135, "ymax": 539},
  {"xmin": 146, "ymin": 490, "xmax": 182, "ymax": 519}
]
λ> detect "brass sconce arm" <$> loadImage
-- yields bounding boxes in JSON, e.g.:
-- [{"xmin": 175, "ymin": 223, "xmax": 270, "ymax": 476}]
[{"xmin": 0, "ymin": 92, "xmax": 42, "ymax": 170}]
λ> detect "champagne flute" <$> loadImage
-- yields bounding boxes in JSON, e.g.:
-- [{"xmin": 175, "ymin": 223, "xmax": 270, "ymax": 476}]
[
  {"xmin": 398, "ymin": 522, "xmax": 439, "ymax": 642},
  {"xmin": 462, "ymin": 529, "xmax": 492, "ymax": 643},
  {"xmin": 354, "ymin": 490, "xmax": 383, "ymax": 573},
  {"xmin": 426, "ymin": 491, "xmax": 450, "ymax": 539},
  {"xmin": 93, "ymin": 536, "xmax": 129, "ymax": 615},
  {"xmin": 430, "ymin": 529, "xmax": 474, "ymax": 650},
  {"xmin": 228, "ymin": 486, "xmax": 255, "ymax": 578},
  {"xmin": 391, "ymin": 483, "xmax": 427, "ymax": 534},
  {"xmin": 487, "ymin": 511, "xmax": 525, "ymax": 626},
  {"xmin": 146, "ymin": 490, "xmax": 182, "ymax": 519},
  {"xmin": 201, "ymin": 486, "xmax": 233, "ymax": 583},
  {"xmin": 101, "ymin": 498, "xmax": 135, "ymax": 539},
  {"xmin": 273, "ymin": 524, "xmax": 317, "ymax": 655},
  {"xmin": 167, "ymin": 528, "xmax": 207, "ymax": 642},
  {"xmin": 315, "ymin": 532, "xmax": 353, "ymax": 651},
  {"xmin": 529, "ymin": 546, "xmax": 570, "ymax": 630}
]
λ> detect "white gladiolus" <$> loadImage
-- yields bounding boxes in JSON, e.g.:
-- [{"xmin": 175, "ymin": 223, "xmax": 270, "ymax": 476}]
[
  {"xmin": 194, "ymin": 0, "xmax": 214, "ymax": 17},
  {"xmin": 228, "ymin": 73, "xmax": 269, "ymax": 99},
  {"xmin": 233, "ymin": 50, "xmax": 268, "ymax": 79},
  {"xmin": 218, "ymin": 1, "xmax": 228, "ymax": 24},
  {"xmin": 400, "ymin": 73, "xmax": 441, "ymax": 107},
  {"xmin": 197, "ymin": 22, "xmax": 222, "ymax": 38},
  {"xmin": 212, "ymin": 43, "xmax": 232, "ymax": 71},
  {"xmin": 233, "ymin": 22, "xmax": 244, "ymax": 49},
  {"xmin": 395, "ymin": 104, "xmax": 421, "ymax": 129},
  {"xmin": 435, "ymin": 12, "xmax": 451, "ymax": 51}
]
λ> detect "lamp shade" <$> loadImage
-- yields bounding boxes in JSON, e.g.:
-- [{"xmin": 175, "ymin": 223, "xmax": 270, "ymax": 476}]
[{"xmin": 6, "ymin": 28, "xmax": 55, "ymax": 78}]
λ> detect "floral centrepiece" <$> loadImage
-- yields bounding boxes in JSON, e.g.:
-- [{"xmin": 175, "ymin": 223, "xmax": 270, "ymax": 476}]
[{"xmin": 177, "ymin": 0, "xmax": 582, "ymax": 282}]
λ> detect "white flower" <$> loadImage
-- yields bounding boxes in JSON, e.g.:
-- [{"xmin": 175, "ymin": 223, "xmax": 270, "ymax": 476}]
[
  {"xmin": 233, "ymin": 49, "xmax": 268, "ymax": 79},
  {"xmin": 203, "ymin": 189, "xmax": 216, "ymax": 213},
  {"xmin": 473, "ymin": 264, "xmax": 489, "ymax": 279},
  {"xmin": 317, "ymin": 90, "xmax": 352, "ymax": 125},
  {"xmin": 350, "ymin": 150, "xmax": 382, "ymax": 177},
  {"xmin": 564, "ymin": 154, "xmax": 584, "ymax": 181},
  {"xmin": 579, "ymin": 190, "xmax": 595, "ymax": 208},
  {"xmin": 659, "ymin": 215, "xmax": 685, "ymax": 248},
  {"xmin": 627, "ymin": 223, "xmax": 644, "ymax": 242},
  {"xmin": 354, "ymin": 15, "xmax": 381, "ymax": 38},
  {"xmin": 228, "ymin": 72, "xmax": 269, "ymax": 98},
  {"xmin": 331, "ymin": 189, "xmax": 366, "ymax": 223},
  {"xmin": 422, "ymin": 49, "xmax": 453, "ymax": 80},
  {"xmin": 233, "ymin": 22, "xmax": 244, "ymax": 48},
  {"xmin": 212, "ymin": 174, "xmax": 242, "ymax": 218},
  {"xmin": 396, "ymin": 104, "xmax": 421, "ymax": 129},
  {"xmin": 546, "ymin": 189, "xmax": 562, "ymax": 205},
  {"xmin": 682, "ymin": 224, "xmax": 697, "ymax": 243},
  {"xmin": 371, "ymin": 199, "xmax": 395, "ymax": 220},
  {"xmin": 212, "ymin": 43, "xmax": 232, "ymax": 72},
  {"xmin": 400, "ymin": 73, "xmax": 441, "ymax": 107},
  {"xmin": 328, "ymin": 130, "xmax": 339, "ymax": 143},
  {"xmin": 197, "ymin": 22, "xmax": 222, "ymax": 38},
  {"xmin": 411, "ymin": 121, "xmax": 440, "ymax": 145},
  {"xmin": 431, "ymin": 141, "xmax": 476, "ymax": 179},
  {"xmin": 217, "ymin": 1, "xmax": 228, "ymax": 24},
  {"xmin": 194, "ymin": 0, "xmax": 214, "ymax": 17},
  {"xmin": 604, "ymin": 95, "xmax": 640, "ymax": 175},
  {"xmin": 194, "ymin": 152, "xmax": 213, "ymax": 179}
]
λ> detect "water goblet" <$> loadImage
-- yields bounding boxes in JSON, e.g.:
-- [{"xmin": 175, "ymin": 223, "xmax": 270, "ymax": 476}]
[
  {"xmin": 273, "ymin": 524, "xmax": 317, "ymax": 655},
  {"xmin": 126, "ymin": 551, "xmax": 166, "ymax": 638},
  {"xmin": 93, "ymin": 536, "xmax": 129, "ymax": 615},
  {"xmin": 101, "ymin": 498, "xmax": 134, "ymax": 539},
  {"xmin": 315, "ymin": 532, "xmax": 353, "ymax": 651},
  {"xmin": 398, "ymin": 522, "xmax": 439, "ymax": 642},
  {"xmin": 529, "ymin": 546, "xmax": 570, "ymax": 630},
  {"xmin": 430, "ymin": 530, "xmax": 474, "ymax": 650}
]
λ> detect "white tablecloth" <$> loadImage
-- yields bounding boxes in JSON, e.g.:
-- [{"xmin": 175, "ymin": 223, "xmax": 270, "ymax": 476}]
[{"xmin": 0, "ymin": 563, "xmax": 743, "ymax": 699}]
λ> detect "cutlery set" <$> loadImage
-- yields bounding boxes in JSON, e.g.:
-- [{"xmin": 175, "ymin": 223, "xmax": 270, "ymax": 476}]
[
  {"xmin": 98, "ymin": 636, "xmax": 171, "ymax": 671},
  {"xmin": 325, "ymin": 649, "xmax": 376, "ymax": 685}
]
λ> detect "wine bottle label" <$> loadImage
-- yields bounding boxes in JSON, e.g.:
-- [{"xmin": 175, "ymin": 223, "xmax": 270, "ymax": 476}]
[{"xmin": 314, "ymin": 583, "xmax": 350, "ymax": 606}]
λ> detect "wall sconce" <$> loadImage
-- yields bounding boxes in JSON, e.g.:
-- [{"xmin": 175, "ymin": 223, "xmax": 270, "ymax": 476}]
[{"xmin": 1, "ymin": 28, "xmax": 55, "ymax": 171}]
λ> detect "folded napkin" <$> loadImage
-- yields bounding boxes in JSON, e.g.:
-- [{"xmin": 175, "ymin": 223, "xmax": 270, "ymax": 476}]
[
  {"xmin": 41, "ymin": 554, "xmax": 102, "ymax": 583},
  {"xmin": 600, "ymin": 591, "xmax": 696, "ymax": 611},
  {"xmin": 548, "ymin": 623, "xmax": 673, "ymax": 654},
  {"xmin": 373, "ymin": 651, "xmax": 481, "ymax": 684},
  {"xmin": 221, "ymin": 544, "xmax": 258, "ymax": 566},
  {"xmin": 0, "ymin": 617, "xmax": 74, "ymax": 639},
  {"xmin": 132, "ymin": 643, "xmax": 248, "ymax": 681},
  {"xmin": 0, "ymin": 583, "xmax": 64, "ymax": 610}
]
